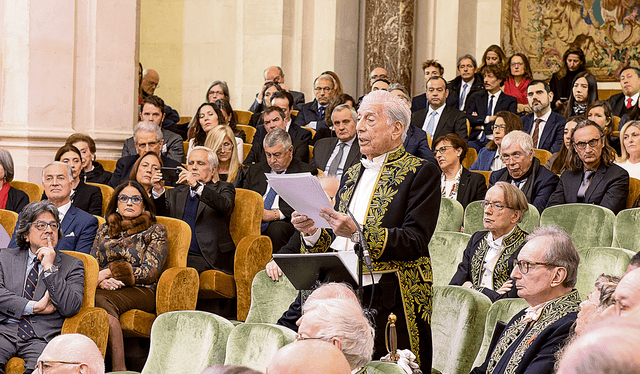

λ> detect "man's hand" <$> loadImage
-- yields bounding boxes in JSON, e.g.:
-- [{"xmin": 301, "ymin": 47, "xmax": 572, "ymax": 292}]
[
  {"xmin": 318, "ymin": 207, "xmax": 358, "ymax": 238},
  {"xmin": 496, "ymin": 279, "xmax": 514, "ymax": 295},
  {"xmin": 33, "ymin": 291, "xmax": 57, "ymax": 315},
  {"xmin": 257, "ymin": 81, "xmax": 271, "ymax": 101},
  {"xmin": 35, "ymin": 237, "xmax": 56, "ymax": 271},
  {"xmin": 177, "ymin": 167, "xmax": 197, "ymax": 187},
  {"xmin": 262, "ymin": 209, "xmax": 279, "ymax": 223},
  {"xmin": 462, "ymin": 281, "xmax": 473, "ymax": 288},
  {"xmin": 266, "ymin": 261, "xmax": 283, "ymax": 281},
  {"xmin": 291, "ymin": 212, "xmax": 318, "ymax": 237}
]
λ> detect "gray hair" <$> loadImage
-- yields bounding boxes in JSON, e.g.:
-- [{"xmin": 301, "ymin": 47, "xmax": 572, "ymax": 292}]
[
  {"xmin": 133, "ymin": 121, "xmax": 163, "ymax": 143},
  {"xmin": 490, "ymin": 182, "xmax": 529, "ymax": 223},
  {"xmin": 42, "ymin": 161, "xmax": 73, "ymax": 181},
  {"xmin": 263, "ymin": 128, "xmax": 292, "ymax": 150},
  {"xmin": 15, "ymin": 201, "xmax": 62, "ymax": 251},
  {"xmin": 359, "ymin": 90, "xmax": 410, "ymax": 141},
  {"xmin": 303, "ymin": 283, "xmax": 360, "ymax": 312},
  {"xmin": 301, "ymin": 298, "xmax": 374, "ymax": 370},
  {"xmin": 205, "ymin": 80, "xmax": 230, "ymax": 102},
  {"xmin": 331, "ymin": 104, "xmax": 357, "ymax": 124},
  {"xmin": 387, "ymin": 83, "xmax": 410, "ymax": 102},
  {"xmin": 0, "ymin": 148, "xmax": 16, "ymax": 182},
  {"xmin": 501, "ymin": 130, "xmax": 534, "ymax": 156},
  {"xmin": 41, "ymin": 333, "xmax": 105, "ymax": 374},
  {"xmin": 457, "ymin": 54, "xmax": 478, "ymax": 69},
  {"xmin": 528, "ymin": 225, "xmax": 580, "ymax": 288},
  {"xmin": 314, "ymin": 74, "xmax": 335, "ymax": 89},
  {"xmin": 191, "ymin": 146, "xmax": 219, "ymax": 170}
]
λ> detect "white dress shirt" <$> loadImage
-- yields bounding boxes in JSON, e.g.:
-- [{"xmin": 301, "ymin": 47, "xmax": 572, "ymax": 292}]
[
  {"xmin": 480, "ymin": 226, "xmax": 516, "ymax": 289},
  {"xmin": 530, "ymin": 109, "xmax": 552, "ymax": 147},
  {"xmin": 423, "ymin": 104, "xmax": 447, "ymax": 135}
]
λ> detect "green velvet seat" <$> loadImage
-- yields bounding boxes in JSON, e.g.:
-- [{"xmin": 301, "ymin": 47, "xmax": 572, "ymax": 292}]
[
  {"xmin": 472, "ymin": 298, "xmax": 529, "ymax": 369},
  {"xmin": 364, "ymin": 361, "xmax": 407, "ymax": 374},
  {"xmin": 539, "ymin": 203, "xmax": 614, "ymax": 249},
  {"xmin": 429, "ymin": 231, "xmax": 471, "ymax": 286},
  {"xmin": 613, "ymin": 208, "xmax": 640, "ymax": 252},
  {"xmin": 224, "ymin": 323, "xmax": 297, "ymax": 371},
  {"xmin": 245, "ymin": 270, "xmax": 298, "ymax": 324},
  {"xmin": 431, "ymin": 285, "xmax": 492, "ymax": 374},
  {"xmin": 463, "ymin": 202, "xmax": 539, "ymax": 235},
  {"xmin": 575, "ymin": 247, "xmax": 634, "ymax": 299},
  {"xmin": 435, "ymin": 197, "xmax": 464, "ymax": 232}
]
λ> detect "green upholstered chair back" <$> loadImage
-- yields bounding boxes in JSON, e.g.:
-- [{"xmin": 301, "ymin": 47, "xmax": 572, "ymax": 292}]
[
  {"xmin": 613, "ymin": 208, "xmax": 640, "ymax": 252},
  {"xmin": 224, "ymin": 323, "xmax": 297, "ymax": 371},
  {"xmin": 364, "ymin": 361, "xmax": 407, "ymax": 374},
  {"xmin": 464, "ymin": 202, "xmax": 539, "ymax": 235},
  {"xmin": 141, "ymin": 311, "xmax": 235, "ymax": 374},
  {"xmin": 245, "ymin": 270, "xmax": 298, "ymax": 324},
  {"xmin": 472, "ymin": 298, "xmax": 529, "ymax": 369},
  {"xmin": 575, "ymin": 247, "xmax": 634, "ymax": 300},
  {"xmin": 539, "ymin": 204, "xmax": 615, "ymax": 249},
  {"xmin": 431, "ymin": 286, "xmax": 492, "ymax": 374},
  {"xmin": 429, "ymin": 232, "xmax": 471, "ymax": 287},
  {"xmin": 435, "ymin": 198, "xmax": 464, "ymax": 232}
]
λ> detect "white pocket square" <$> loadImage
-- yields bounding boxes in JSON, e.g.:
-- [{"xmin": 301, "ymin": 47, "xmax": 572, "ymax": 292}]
[{"xmin": 65, "ymin": 232, "xmax": 75, "ymax": 237}]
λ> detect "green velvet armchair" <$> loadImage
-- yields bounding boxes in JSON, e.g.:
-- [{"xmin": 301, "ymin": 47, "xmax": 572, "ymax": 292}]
[
  {"xmin": 224, "ymin": 323, "xmax": 297, "ymax": 371},
  {"xmin": 244, "ymin": 270, "xmax": 298, "ymax": 324},
  {"xmin": 613, "ymin": 207, "xmax": 640, "ymax": 253},
  {"xmin": 429, "ymin": 231, "xmax": 471, "ymax": 287},
  {"xmin": 435, "ymin": 198, "xmax": 464, "ymax": 232},
  {"xmin": 539, "ymin": 203, "xmax": 614, "ymax": 249},
  {"xmin": 575, "ymin": 246, "xmax": 633, "ymax": 299}
]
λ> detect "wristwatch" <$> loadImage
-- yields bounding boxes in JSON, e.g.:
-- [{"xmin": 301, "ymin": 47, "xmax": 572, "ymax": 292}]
[
  {"xmin": 191, "ymin": 181, "xmax": 204, "ymax": 191},
  {"xmin": 43, "ymin": 265, "xmax": 59, "ymax": 275},
  {"xmin": 350, "ymin": 231, "xmax": 361, "ymax": 243}
]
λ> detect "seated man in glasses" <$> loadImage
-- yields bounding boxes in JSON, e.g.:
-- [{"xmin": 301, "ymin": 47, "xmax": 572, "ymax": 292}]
[
  {"xmin": 471, "ymin": 226, "xmax": 581, "ymax": 374},
  {"xmin": 546, "ymin": 119, "xmax": 628, "ymax": 214},
  {"xmin": 0, "ymin": 201, "xmax": 84, "ymax": 373},
  {"xmin": 450, "ymin": 182, "xmax": 528, "ymax": 302},
  {"xmin": 36, "ymin": 333, "xmax": 104, "ymax": 374}
]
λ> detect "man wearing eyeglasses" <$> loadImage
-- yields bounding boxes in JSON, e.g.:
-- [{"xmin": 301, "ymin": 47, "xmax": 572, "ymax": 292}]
[
  {"xmin": 601, "ymin": 268, "xmax": 640, "ymax": 318},
  {"xmin": 471, "ymin": 226, "xmax": 581, "ymax": 374},
  {"xmin": 0, "ymin": 201, "xmax": 84, "ymax": 373},
  {"xmin": 547, "ymin": 119, "xmax": 629, "ymax": 214},
  {"xmin": 294, "ymin": 74, "xmax": 335, "ymax": 133},
  {"xmin": 35, "ymin": 333, "xmax": 104, "ymax": 374}
]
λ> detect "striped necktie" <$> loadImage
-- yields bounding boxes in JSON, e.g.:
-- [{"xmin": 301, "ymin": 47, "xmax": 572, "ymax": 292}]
[{"xmin": 18, "ymin": 258, "xmax": 40, "ymax": 340}]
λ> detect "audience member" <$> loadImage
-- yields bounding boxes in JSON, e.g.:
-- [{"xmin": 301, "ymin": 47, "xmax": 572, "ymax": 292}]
[
  {"xmin": 625, "ymin": 250, "xmax": 640, "ymax": 274},
  {"xmin": 503, "ymin": 53, "xmax": 533, "ymax": 114},
  {"xmin": 471, "ymin": 226, "xmax": 581, "ymax": 374},
  {"xmin": 546, "ymin": 116, "xmax": 582, "ymax": 175},
  {"xmin": 204, "ymin": 125, "xmax": 244, "ymax": 186},
  {"xmin": 140, "ymin": 69, "xmax": 159, "ymax": 101},
  {"xmin": 321, "ymin": 71, "xmax": 344, "ymax": 97},
  {"xmin": 447, "ymin": 54, "xmax": 484, "ymax": 111},
  {"xmin": 274, "ymin": 90, "xmax": 328, "ymax": 144},
  {"xmin": 247, "ymin": 82, "xmax": 283, "ymax": 128},
  {"xmin": 586, "ymin": 100, "xmax": 619, "ymax": 155},
  {"xmin": 36, "ymin": 333, "xmax": 105, "ymax": 374},
  {"xmin": 0, "ymin": 201, "xmax": 84, "ymax": 373},
  {"xmin": 323, "ymin": 93, "xmax": 357, "ymax": 125},
  {"xmin": 411, "ymin": 60, "xmax": 443, "ymax": 112},
  {"xmin": 249, "ymin": 66, "xmax": 305, "ymax": 112},
  {"xmin": 450, "ymin": 182, "xmax": 528, "ymax": 301},
  {"xmin": 295, "ymin": 74, "xmax": 336, "ymax": 134},
  {"xmin": 311, "ymin": 104, "xmax": 360, "ymax": 179},
  {"xmin": 9, "ymin": 162, "xmax": 99, "ymax": 254},
  {"xmin": 206, "ymin": 80, "xmax": 230, "ymax": 103},
  {"xmin": 0, "ymin": 148, "xmax": 29, "ymax": 214},
  {"xmin": 128, "ymin": 151, "xmax": 165, "ymax": 205},
  {"xmin": 54, "ymin": 144, "xmax": 103, "ymax": 216},
  {"xmin": 522, "ymin": 80, "xmax": 566, "ymax": 153},
  {"xmin": 490, "ymin": 131, "xmax": 559, "ymax": 212},
  {"xmin": 478, "ymin": 45, "xmax": 507, "ymax": 71},
  {"xmin": 574, "ymin": 274, "xmax": 619, "ymax": 335},
  {"xmin": 201, "ymin": 365, "xmax": 261, "ymax": 374},
  {"xmin": 189, "ymin": 102, "xmax": 240, "ymax": 155},
  {"xmin": 602, "ymin": 268, "xmax": 640, "ymax": 317},
  {"xmin": 265, "ymin": 340, "xmax": 351, "ymax": 374},
  {"xmin": 466, "ymin": 64, "xmax": 517, "ymax": 150},
  {"xmin": 243, "ymin": 129, "xmax": 317, "ymax": 253},
  {"xmin": 213, "ymin": 98, "xmax": 246, "ymax": 143},
  {"xmin": 411, "ymin": 76, "xmax": 467, "ymax": 142},
  {"xmin": 471, "ymin": 111, "xmax": 523, "ymax": 171},
  {"xmin": 368, "ymin": 67, "xmax": 388, "ymax": 88},
  {"xmin": 371, "ymin": 78, "xmax": 390, "ymax": 92},
  {"xmin": 122, "ymin": 96, "xmax": 184, "ymax": 162},
  {"xmin": 563, "ymin": 71, "xmax": 598, "ymax": 118},
  {"xmin": 616, "ymin": 120, "xmax": 640, "ymax": 179},
  {"xmin": 92, "ymin": 180, "xmax": 168, "ymax": 371},
  {"xmin": 550, "ymin": 48, "xmax": 588, "ymax": 110},
  {"xmin": 547, "ymin": 119, "xmax": 629, "ymax": 214},
  {"xmin": 608, "ymin": 66, "xmax": 640, "ymax": 120},
  {"xmin": 433, "ymin": 133, "xmax": 487, "ymax": 208},
  {"xmin": 66, "ymin": 133, "xmax": 112, "ymax": 184}
]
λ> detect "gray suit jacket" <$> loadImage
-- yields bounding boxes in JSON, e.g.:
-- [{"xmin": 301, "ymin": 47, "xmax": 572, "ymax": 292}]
[
  {"xmin": 310, "ymin": 137, "xmax": 361, "ymax": 176},
  {"xmin": 0, "ymin": 248, "xmax": 84, "ymax": 341},
  {"xmin": 121, "ymin": 128, "xmax": 185, "ymax": 163}
]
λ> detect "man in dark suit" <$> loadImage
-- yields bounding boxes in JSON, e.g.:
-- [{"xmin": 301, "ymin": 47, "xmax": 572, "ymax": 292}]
[
  {"xmin": 0, "ymin": 200, "xmax": 84, "ymax": 372},
  {"xmin": 311, "ymin": 104, "xmax": 360, "ymax": 179},
  {"xmin": 293, "ymin": 74, "xmax": 333, "ymax": 140},
  {"xmin": 547, "ymin": 120, "xmax": 629, "ymax": 214},
  {"xmin": 608, "ymin": 66, "xmax": 640, "ymax": 120},
  {"xmin": 249, "ymin": 66, "xmax": 305, "ymax": 112},
  {"xmin": 466, "ymin": 64, "xmax": 518, "ymax": 150},
  {"xmin": 410, "ymin": 76, "xmax": 468, "ymax": 142},
  {"xmin": 9, "ymin": 162, "xmax": 98, "ymax": 254},
  {"xmin": 521, "ymin": 80, "xmax": 566, "ymax": 153},
  {"xmin": 488, "ymin": 131, "xmax": 559, "ymax": 213},
  {"xmin": 242, "ymin": 129, "xmax": 317, "ymax": 253},
  {"xmin": 411, "ymin": 60, "xmax": 444, "ymax": 113},
  {"xmin": 109, "ymin": 121, "xmax": 183, "ymax": 188},
  {"xmin": 447, "ymin": 54, "xmax": 484, "ymax": 112}
]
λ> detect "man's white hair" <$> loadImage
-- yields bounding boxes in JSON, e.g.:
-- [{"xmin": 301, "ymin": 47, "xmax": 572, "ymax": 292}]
[{"xmin": 359, "ymin": 90, "xmax": 410, "ymax": 141}]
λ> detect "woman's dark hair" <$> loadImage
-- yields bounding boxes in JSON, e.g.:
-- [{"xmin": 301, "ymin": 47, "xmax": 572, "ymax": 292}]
[
  {"xmin": 507, "ymin": 53, "xmax": 533, "ymax": 81},
  {"xmin": 550, "ymin": 116, "xmax": 586, "ymax": 174},
  {"xmin": 129, "ymin": 151, "xmax": 163, "ymax": 184},
  {"xmin": 66, "ymin": 133, "xmax": 97, "ymax": 154},
  {"xmin": 105, "ymin": 180, "xmax": 156, "ymax": 220},
  {"xmin": 486, "ymin": 111, "xmax": 523, "ymax": 151},
  {"xmin": 563, "ymin": 71, "xmax": 599, "ymax": 118},
  {"xmin": 54, "ymin": 144, "xmax": 82, "ymax": 163},
  {"xmin": 586, "ymin": 100, "xmax": 614, "ymax": 137},
  {"xmin": 556, "ymin": 47, "xmax": 587, "ymax": 80},
  {"xmin": 325, "ymin": 93, "xmax": 356, "ymax": 124},
  {"xmin": 193, "ymin": 103, "xmax": 225, "ymax": 147},
  {"xmin": 262, "ymin": 82, "xmax": 283, "ymax": 104},
  {"xmin": 433, "ymin": 133, "xmax": 468, "ymax": 163},
  {"xmin": 568, "ymin": 119, "xmax": 617, "ymax": 171},
  {"xmin": 15, "ymin": 201, "xmax": 63, "ymax": 251},
  {"xmin": 479, "ymin": 44, "xmax": 507, "ymax": 71},
  {"xmin": 213, "ymin": 98, "xmax": 238, "ymax": 132}
]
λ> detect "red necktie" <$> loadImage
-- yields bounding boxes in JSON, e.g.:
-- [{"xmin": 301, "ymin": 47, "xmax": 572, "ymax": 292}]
[
  {"xmin": 532, "ymin": 119, "xmax": 542, "ymax": 149},
  {"xmin": 626, "ymin": 98, "xmax": 633, "ymax": 109}
]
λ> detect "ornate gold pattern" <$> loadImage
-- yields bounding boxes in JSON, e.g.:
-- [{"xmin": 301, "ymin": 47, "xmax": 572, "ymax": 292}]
[{"xmin": 470, "ymin": 226, "xmax": 527, "ymax": 292}]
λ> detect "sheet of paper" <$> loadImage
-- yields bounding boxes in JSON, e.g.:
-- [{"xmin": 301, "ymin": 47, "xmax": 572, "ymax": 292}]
[
  {"xmin": 336, "ymin": 250, "xmax": 381, "ymax": 286},
  {"xmin": 266, "ymin": 172, "xmax": 333, "ymax": 228}
]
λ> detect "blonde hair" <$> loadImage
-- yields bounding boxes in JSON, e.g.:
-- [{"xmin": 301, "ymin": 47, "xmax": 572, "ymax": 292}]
[
  {"xmin": 204, "ymin": 125, "xmax": 240, "ymax": 182},
  {"xmin": 619, "ymin": 120, "xmax": 640, "ymax": 162}
]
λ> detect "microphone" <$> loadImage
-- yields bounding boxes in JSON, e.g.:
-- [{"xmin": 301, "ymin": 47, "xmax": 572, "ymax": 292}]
[{"xmin": 338, "ymin": 181, "xmax": 373, "ymax": 271}]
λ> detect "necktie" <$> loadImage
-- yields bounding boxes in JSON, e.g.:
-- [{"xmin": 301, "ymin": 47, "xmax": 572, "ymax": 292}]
[
  {"xmin": 532, "ymin": 118, "xmax": 542, "ymax": 148},
  {"xmin": 318, "ymin": 106, "xmax": 325, "ymax": 121},
  {"xmin": 627, "ymin": 98, "xmax": 633, "ymax": 109},
  {"xmin": 327, "ymin": 142, "xmax": 347, "ymax": 176},
  {"xmin": 425, "ymin": 111, "xmax": 438, "ymax": 137},
  {"xmin": 459, "ymin": 83, "xmax": 469, "ymax": 111},
  {"xmin": 487, "ymin": 95, "xmax": 495, "ymax": 117},
  {"xmin": 261, "ymin": 187, "xmax": 278, "ymax": 231},
  {"xmin": 18, "ymin": 259, "xmax": 40, "ymax": 340},
  {"xmin": 577, "ymin": 170, "xmax": 595, "ymax": 202}
]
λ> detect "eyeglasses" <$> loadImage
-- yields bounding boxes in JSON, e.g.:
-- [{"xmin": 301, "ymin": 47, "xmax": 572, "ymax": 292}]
[
  {"xmin": 35, "ymin": 360, "xmax": 81, "ymax": 373},
  {"xmin": 491, "ymin": 124, "xmax": 506, "ymax": 131},
  {"xmin": 433, "ymin": 146, "xmax": 454, "ymax": 155},
  {"xmin": 501, "ymin": 152, "xmax": 524, "ymax": 162},
  {"xmin": 513, "ymin": 259, "xmax": 562, "ymax": 274},
  {"xmin": 30, "ymin": 221, "xmax": 60, "ymax": 231},
  {"xmin": 480, "ymin": 200, "xmax": 513, "ymax": 211},
  {"xmin": 136, "ymin": 141, "xmax": 159, "ymax": 149},
  {"xmin": 371, "ymin": 74, "xmax": 388, "ymax": 80},
  {"xmin": 314, "ymin": 87, "xmax": 332, "ymax": 93},
  {"xmin": 118, "ymin": 194, "xmax": 144, "ymax": 205},
  {"xmin": 296, "ymin": 333, "xmax": 329, "ymax": 342},
  {"xmin": 574, "ymin": 136, "xmax": 602, "ymax": 150},
  {"xmin": 209, "ymin": 90, "xmax": 225, "ymax": 96}
]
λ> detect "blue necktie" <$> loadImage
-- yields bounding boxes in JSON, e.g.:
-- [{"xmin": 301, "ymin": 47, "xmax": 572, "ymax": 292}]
[
  {"xmin": 425, "ymin": 111, "xmax": 438, "ymax": 137},
  {"xmin": 261, "ymin": 187, "xmax": 278, "ymax": 232},
  {"xmin": 487, "ymin": 95, "xmax": 495, "ymax": 117},
  {"xmin": 18, "ymin": 259, "xmax": 40, "ymax": 340},
  {"xmin": 459, "ymin": 83, "xmax": 469, "ymax": 111},
  {"xmin": 318, "ymin": 106, "xmax": 325, "ymax": 122}
]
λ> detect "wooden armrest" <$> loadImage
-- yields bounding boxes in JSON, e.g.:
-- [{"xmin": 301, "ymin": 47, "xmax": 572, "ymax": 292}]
[{"xmin": 155, "ymin": 267, "xmax": 199, "ymax": 315}]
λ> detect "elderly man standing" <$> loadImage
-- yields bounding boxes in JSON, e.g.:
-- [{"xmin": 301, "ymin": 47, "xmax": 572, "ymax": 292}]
[
  {"xmin": 489, "ymin": 131, "xmax": 559, "ymax": 213},
  {"xmin": 471, "ymin": 226, "xmax": 581, "ymax": 374},
  {"xmin": 0, "ymin": 201, "xmax": 84, "ymax": 373},
  {"xmin": 293, "ymin": 90, "xmax": 441, "ymax": 369},
  {"xmin": 36, "ymin": 333, "xmax": 104, "ymax": 374}
]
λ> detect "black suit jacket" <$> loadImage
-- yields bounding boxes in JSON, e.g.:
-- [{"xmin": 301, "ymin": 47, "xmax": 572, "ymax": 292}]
[
  {"xmin": 5, "ymin": 187, "xmax": 29, "ymax": 214},
  {"xmin": 410, "ymin": 105, "xmax": 468, "ymax": 141},
  {"xmin": 243, "ymin": 138, "xmax": 310, "ymax": 166},
  {"xmin": 252, "ymin": 123, "xmax": 312, "ymax": 147},
  {"xmin": 41, "ymin": 181, "xmax": 102, "ymax": 216},
  {"xmin": 607, "ymin": 92, "xmax": 634, "ymax": 119},
  {"xmin": 458, "ymin": 168, "xmax": 488, "ymax": 208},
  {"xmin": 447, "ymin": 74, "xmax": 485, "ymax": 111},
  {"xmin": 292, "ymin": 100, "xmax": 332, "ymax": 144},
  {"xmin": 466, "ymin": 91, "xmax": 518, "ymax": 139},
  {"xmin": 411, "ymin": 93, "xmax": 427, "ymax": 113},
  {"xmin": 108, "ymin": 154, "xmax": 183, "ymax": 188},
  {"xmin": 310, "ymin": 137, "xmax": 361, "ymax": 174},
  {"xmin": 521, "ymin": 112, "xmax": 566, "ymax": 153},
  {"xmin": 165, "ymin": 182, "xmax": 236, "ymax": 274},
  {"xmin": 546, "ymin": 162, "xmax": 629, "ymax": 214},
  {"xmin": 403, "ymin": 125, "xmax": 438, "ymax": 165}
]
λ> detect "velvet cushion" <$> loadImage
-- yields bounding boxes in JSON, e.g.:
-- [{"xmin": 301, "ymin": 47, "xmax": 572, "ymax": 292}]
[
  {"xmin": 613, "ymin": 208, "xmax": 640, "ymax": 252},
  {"xmin": 540, "ymin": 203, "xmax": 615, "ymax": 249},
  {"xmin": 61, "ymin": 307, "xmax": 110, "ymax": 357},
  {"xmin": 199, "ymin": 270, "xmax": 236, "ymax": 299},
  {"xmin": 464, "ymin": 202, "xmax": 540, "ymax": 235},
  {"xmin": 0, "ymin": 209, "xmax": 19, "ymax": 238},
  {"xmin": 435, "ymin": 197, "xmax": 464, "ymax": 232},
  {"xmin": 431, "ymin": 285, "xmax": 492, "ymax": 374},
  {"xmin": 575, "ymin": 247, "xmax": 633, "ymax": 299},
  {"xmin": 245, "ymin": 270, "xmax": 298, "ymax": 324},
  {"xmin": 364, "ymin": 361, "xmax": 407, "ymax": 374},
  {"xmin": 156, "ymin": 267, "xmax": 199, "ymax": 315},
  {"xmin": 120, "ymin": 309, "xmax": 157, "ymax": 338},
  {"xmin": 224, "ymin": 323, "xmax": 296, "ymax": 371},
  {"xmin": 6, "ymin": 358, "xmax": 24, "ymax": 374},
  {"xmin": 429, "ymin": 232, "xmax": 471, "ymax": 287}
]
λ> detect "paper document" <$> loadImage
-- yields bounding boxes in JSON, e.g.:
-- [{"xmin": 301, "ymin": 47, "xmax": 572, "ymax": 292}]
[
  {"xmin": 266, "ymin": 172, "xmax": 333, "ymax": 228},
  {"xmin": 336, "ymin": 251, "xmax": 382, "ymax": 286}
]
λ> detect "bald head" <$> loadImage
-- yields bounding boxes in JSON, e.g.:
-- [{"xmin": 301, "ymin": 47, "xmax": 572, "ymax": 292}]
[
  {"xmin": 266, "ymin": 340, "xmax": 350, "ymax": 374},
  {"xmin": 141, "ymin": 69, "xmax": 160, "ymax": 96},
  {"xmin": 264, "ymin": 66, "xmax": 284, "ymax": 84},
  {"xmin": 605, "ymin": 268, "xmax": 640, "ymax": 317},
  {"xmin": 38, "ymin": 333, "xmax": 105, "ymax": 374}
]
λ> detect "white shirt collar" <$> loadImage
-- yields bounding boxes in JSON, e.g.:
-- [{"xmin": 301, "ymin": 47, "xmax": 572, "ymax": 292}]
[
  {"xmin": 341, "ymin": 136, "xmax": 356, "ymax": 146},
  {"xmin": 285, "ymin": 121, "xmax": 291, "ymax": 132},
  {"xmin": 427, "ymin": 103, "xmax": 446, "ymax": 117},
  {"xmin": 486, "ymin": 225, "xmax": 516, "ymax": 247},
  {"xmin": 626, "ymin": 92, "xmax": 639, "ymax": 104},
  {"xmin": 361, "ymin": 152, "xmax": 387, "ymax": 170},
  {"xmin": 534, "ymin": 107, "xmax": 553, "ymax": 122},
  {"xmin": 487, "ymin": 90, "xmax": 502, "ymax": 101},
  {"xmin": 57, "ymin": 201, "xmax": 72, "ymax": 221}
]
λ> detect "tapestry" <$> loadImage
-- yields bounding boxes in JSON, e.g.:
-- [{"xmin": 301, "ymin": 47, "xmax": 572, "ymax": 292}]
[{"xmin": 501, "ymin": 0, "xmax": 640, "ymax": 82}]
